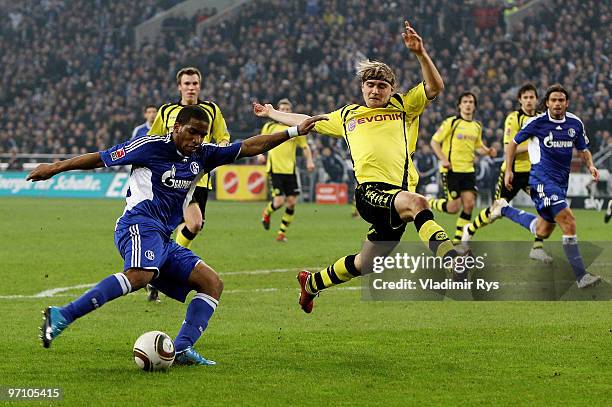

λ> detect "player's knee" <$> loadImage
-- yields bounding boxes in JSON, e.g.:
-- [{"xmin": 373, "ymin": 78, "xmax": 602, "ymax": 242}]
[
  {"xmin": 124, "ymin": 268, "xmax": 153, "ymax": 290},
  {"xmin": 445, "ymin": 200, "xmax": 460, "ymax": 214},
  {"xmin": 286, "ymin": 196, "xmax": 297, "ymax": 208},
  {"xmin": 273, "ymin": 196, "xmax": 285, "ymax": 207}
]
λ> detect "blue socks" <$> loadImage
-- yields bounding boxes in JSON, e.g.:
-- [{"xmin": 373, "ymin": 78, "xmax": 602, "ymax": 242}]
[
  {"xmin": 60, "ymin": 273, "xmax": 131, "ymax": 323},
  {"xmin": 501, "ymin": 206, "xmax": 537, "ymax": 234},
  {"xmin": 174, "ymin": 293, "xmax": 218, "ymax": 352},
  {"xmin": 562, "ymin": 235, "xmax": 586, "ymax": 280}
]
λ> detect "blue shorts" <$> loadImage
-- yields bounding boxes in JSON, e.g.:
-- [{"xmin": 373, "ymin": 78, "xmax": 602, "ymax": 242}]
[
  {"xmin": 530, "ymin": 183, "xmax": 568, "ymax": 223},
  {"xmin": 114, "ymin": 224, "xmax": 201, "ymax": 302}
]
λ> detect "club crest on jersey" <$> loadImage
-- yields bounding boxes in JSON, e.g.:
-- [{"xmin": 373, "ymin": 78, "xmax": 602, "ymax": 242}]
[
  {"xmin": 161, "ymin": 165, "xmax": 193, "ymax": 189},
  {"xmin": 347, "ymin": 119, "xmax": 356, "ymax": 132},
  {"xmin": 568, "ymin": 128, "xmax": 576, "ymax": 138},
  {"xmin": 110, "ymin": 148, "xmax": 125, "ymax": 161},
  {"xmin": 144, "ymin": 250, "xmax": 155, "ymax": 260},
  {"xmin": 190, "ymin": 162, "xmax": 200, "ymax": 175}
]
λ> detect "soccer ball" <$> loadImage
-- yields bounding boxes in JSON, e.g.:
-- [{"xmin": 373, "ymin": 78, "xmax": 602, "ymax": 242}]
[{"xmin": 133, "ymin": 331, "xmax": 175, "ymax": 371}]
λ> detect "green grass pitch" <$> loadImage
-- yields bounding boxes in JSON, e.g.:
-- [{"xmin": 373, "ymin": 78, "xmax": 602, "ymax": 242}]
[{"xmin": 1, "ymin": 197, "xmax": 611, "ymax": 405}]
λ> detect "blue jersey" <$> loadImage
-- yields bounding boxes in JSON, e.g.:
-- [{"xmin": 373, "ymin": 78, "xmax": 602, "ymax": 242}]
[
  {"xmin": 514, "ymin": 111, "xmax": 588, "ymax": 190},
  {"xmin": 131, "ymin": 122, "xmax": 151, "ymax": 140},
  {"xmin": 100, "ymin": 134, "xmax": 242, "ymax": 236}
]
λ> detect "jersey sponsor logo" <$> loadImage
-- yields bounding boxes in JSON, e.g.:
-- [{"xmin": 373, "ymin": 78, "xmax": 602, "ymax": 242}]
[
  {"xmin": 161, "ymin": 165, "xmax": 193, "ymax": 189},
  {"xmin": 144, "ymin": 250, "xmax": 155, "ymax": 260},
  {"xmin": 110, "ymin": 148, "xmax": 125, "ymax": 161},
  {"xmin": 348, "ymin": 113, "xmax": 402, "ymax": 131},
  {"xmin": 543, "ymin": 132, "xmax": 573, "ymax": 148},
  {"xmin": 223, "ymin": 171, "xmax": 239, "ymax": 194},
  {"xmin": 190, "ymin": 162, "xmax": 200, "ymax": 174},
  {"xmin": 247, "ymin": 171, "xmax": 265, "ymax": 194},
  {"xmin": 568, "ymin": 128, "xmax": 576, "ymax": 138}
]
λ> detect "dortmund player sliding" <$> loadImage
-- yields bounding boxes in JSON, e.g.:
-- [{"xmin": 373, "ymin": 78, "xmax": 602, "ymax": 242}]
[{"xmin": 254, "ymin": 20, "xmax": 465, "ymax": 313}]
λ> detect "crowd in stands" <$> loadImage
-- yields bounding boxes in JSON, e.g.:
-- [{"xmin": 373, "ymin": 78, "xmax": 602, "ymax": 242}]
[{"xmin": 1, "ymin": 0, "xmax": 610, "ymax": 193}]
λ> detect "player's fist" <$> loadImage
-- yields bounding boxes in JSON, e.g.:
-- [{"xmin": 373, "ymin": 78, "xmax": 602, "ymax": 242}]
[
  {"xmin": 504, "ymin": 170, "xmax": 514, "ymax": 191},
  {"xmin": 306, "ymin": 161, "xmax": 315, "ymax": 172},
  {"xmin": 256, "ymin": 154, "xmax": 266, "ymax": 165},
  {"xmin": 297, "ymin": 115, "xmax": 328, "ymax": 135},
  {"xmin": 440, "ymin": 158, "xmax": 451, "ymax": 169},
  {"xmin": 26, "ymin": 164, "xmax": 56, "ymax": 181},
  {"xmin": 253, "ymin": 102, "xmax": 273, "ymax": 118}
]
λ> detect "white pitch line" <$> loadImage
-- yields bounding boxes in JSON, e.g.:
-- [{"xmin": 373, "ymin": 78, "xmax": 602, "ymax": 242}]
[{"xmin": 0, "ymin": 267, "xmax": 321, "ymax": 299}]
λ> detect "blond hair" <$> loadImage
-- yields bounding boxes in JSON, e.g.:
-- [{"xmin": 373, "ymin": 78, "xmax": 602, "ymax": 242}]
[
  {"xmin": 277, "ymin": 98, "xmax": 293, "ymax": 108},
  {"xmin": 176, "ymin": 67, "xmax": 202, "ymax": 85},
  {"xmin": 356, "ymin": 60, "xmax": 396, "ymax": 87}
]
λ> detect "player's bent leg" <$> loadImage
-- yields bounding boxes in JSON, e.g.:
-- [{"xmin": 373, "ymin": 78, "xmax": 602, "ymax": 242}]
[
  {"xmin": 555, "ymin": 208, "xmax": 601, "ymax": 288},
  {"xmin": 262, "ymin": 196, "xmax": 284, "ymax": 230},
  {"xmin": 277, "ymin": 195, "xmax": 297, "ymax": 242},
  {"xmin": 453, "ymin": 191, "xmax": 474, "ymax": 244},
  {"xmin": 40, "ymin": 271, "xmax": 136, "ymax": 348},
  {"xmin": 394, "ymin": 192, "xmax": 459, "ymax": 260},
  {"xmin": 176, "ymin": 203, "xmax": 203, "ymax": 249},
  {"xmin": 174, "ymin": 261, "xmax": 221, "ymax": 365}
]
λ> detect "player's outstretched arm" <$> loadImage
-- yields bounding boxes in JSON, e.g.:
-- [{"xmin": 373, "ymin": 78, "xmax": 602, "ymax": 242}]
[
  {"xmin": 238, "ymin": 116, "xmax": 327, "ymax": 158},
  {"xmin": 26, "ymin": 153, "xmax": 104, "ymax": 181},
  {"xmin": 253, "ymin": 102, "xmax": 311, "ymax": 126},
  {"xmin": 401, "ymin": 20, "xmax": 444, "ymax": 99},
  {"xmin": 578, "ymin": 149, "xmax": 600, "ymax": 182},
  {"xmin": 504, "ymin": 142, "xmax": 518, "ymax": 190}
]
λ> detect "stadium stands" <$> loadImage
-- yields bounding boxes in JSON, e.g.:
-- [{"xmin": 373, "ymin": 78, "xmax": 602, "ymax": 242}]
[{"xmin": 1, "ymin": 0, "xmax": 609, "ymax": 182}]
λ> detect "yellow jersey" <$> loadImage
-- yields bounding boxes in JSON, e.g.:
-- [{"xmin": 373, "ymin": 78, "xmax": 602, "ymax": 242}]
[
  {"xmin": 261, "ymin": 122, "xmax": 308, "ymax": 174},
  {"xmin": 501, "ymin": 110, "xmax": 534, "ymax": 173},
  {"xmin": 148, "ymin": 100, "xmax": 230, "ymax": 188},
  {"xmin": 313, "ymin": 82, "xmax": 431, "ymax": 191},
  {"xmin": 432, "ymin": 116, "xmax": 483, "ymax": 173}
]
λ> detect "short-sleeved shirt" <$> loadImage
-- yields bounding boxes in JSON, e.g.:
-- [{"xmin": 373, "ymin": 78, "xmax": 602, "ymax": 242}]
[
  {"xmin": 100, "ymin": 134, "xmax": 241, "ymax": 237},
  {"xmin": 313, "ymin": 82, "xmax": 431, "ymax": 191},
  {"xmin": 262, "ymin": 121, "xmax": 308, "ymax": 174},
  {"xmin": 514, "ymin": 111, "xmax": 588, "ymax": 189},
  {"xmin": 500, "ymin": 110, "xmax": 534, "ymax": 173},
  {"xmin": 432, "ymin": 116, "xmax": 483, "ymax": 173},
  {"xmin": 148, "ymin": 100, "xmax": 231, "ymax": 189}
]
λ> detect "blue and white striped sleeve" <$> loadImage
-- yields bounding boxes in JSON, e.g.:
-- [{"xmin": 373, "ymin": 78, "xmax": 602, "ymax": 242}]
[{"xmin": 100, "ymin": 135, "xmax": 159, "ymax": 167}]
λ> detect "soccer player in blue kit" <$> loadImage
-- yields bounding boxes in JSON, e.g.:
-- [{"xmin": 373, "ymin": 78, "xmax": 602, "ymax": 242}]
[
  {"xmin": 490, "ymin": 85, "xmax": 601, "ymax": 288},
  {"xmin": 27, "ymin": 106, "xmax": 326, "ymax": 365}
]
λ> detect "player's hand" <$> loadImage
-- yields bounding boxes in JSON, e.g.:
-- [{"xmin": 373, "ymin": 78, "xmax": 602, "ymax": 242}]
[
  {"xmin": 589, "ymin": 165, "xmax": 600, "ymax": 182},
  {"xmin": 489, "ymin": 147, "xmax": 497, "ymax": 157},
  {"xmin": 401, "ymin": 20, "xmax": 424, "ymax": 55},
  {"xmin": 306, "ymin": 161, "xmax": 315, "ymax": 172},
  {"xmin": 218, "ymin": 140, "xmax": 230, "ymax": 147},
  {"xmin": 256, "ymin": 154, "xmax": 266, "ymax": 165},
  {"xmin": 440, "ymin": 158, "xmax": 451, "ymax": 169},
  {"xmin": 253, "ymin": 102, "xmax": 273, "ymax": 118},
  {"xmin": 297, "ymin": 115, "xmax": 328, "ymax": 135},
  {"xmin": 26, "ymin": 164, "xmax": 56, "ymax": 181},
  {"xmin": 504, "ymin": 170, "xmax": 514, "ymax": 191}
]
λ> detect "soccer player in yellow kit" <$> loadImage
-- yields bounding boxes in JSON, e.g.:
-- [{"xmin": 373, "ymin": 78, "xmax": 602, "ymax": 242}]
[
  {"xmin": 461, "ymin": 84, "xmax": 553, "ymax": 262},
  {"xmin": 254, "ymin": 21, "xmax": 462, "ymax": 313},
  {"xmin": 259, "ymin": 99, "xmax": 315, "ymax": 242},
  {"xmin": 428, "ymin": 92, "xmax": 496, "ymax": 244},
  {"xmin": 146, "ymin": 67, "xmax": 231, "ymax": 301}
]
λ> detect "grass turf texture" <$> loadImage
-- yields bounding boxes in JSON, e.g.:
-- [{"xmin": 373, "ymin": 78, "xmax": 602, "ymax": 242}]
[{"xmin": 1, "ymin": 198, "xmax": 611, "ymax": 405}]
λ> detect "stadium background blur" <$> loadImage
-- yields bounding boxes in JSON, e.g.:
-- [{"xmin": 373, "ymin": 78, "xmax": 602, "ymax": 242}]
[{"xmin": 0, "ymin": 0, "xmax": 610, "ymax": 200}]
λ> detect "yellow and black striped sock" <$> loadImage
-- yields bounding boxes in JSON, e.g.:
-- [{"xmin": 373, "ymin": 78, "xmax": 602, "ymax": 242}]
[
  {"xmin": 533, "ymin": 237, "xmax": 544, "ymax": 249},
  {"xmin": 414, "ymin": 209, "xmax": 458, "ymax": 259},
  {"xmin": 309, "ymin": 254, "xmax": 360, "ymax": 293},
  {"xmin": 453, "ymin": 211, "xmax": 471, "ymax": 243},
  {"xmin": 264, "ymin": 201, "xmax": 280, "ymax": 216},
  {"xmin": 428, "ymin": 198, "xmax": 448, "ymax": 213},
  {"xmin": 467, "ymin": 207, "xmax": 491, "ymax": 235},
  {"xmin": 176, "ymin": 224, "xmax": 198, "ymax": 249},
  {"xmin": 278, "ymin": 207, "xmax": 294, "ymax": 235}
]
